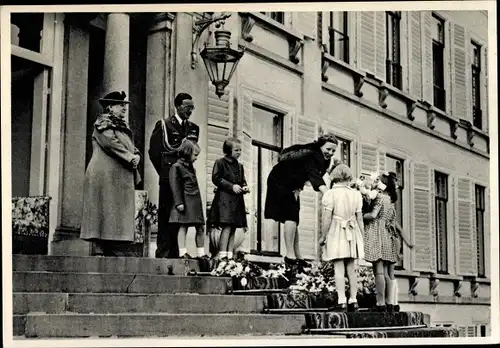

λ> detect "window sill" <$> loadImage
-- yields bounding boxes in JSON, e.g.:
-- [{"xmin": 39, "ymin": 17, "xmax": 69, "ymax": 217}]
[
  {"xmin": 465, "ymin": 276, "xmax": 491, "ymax": 285},
  {"xmin": 240, "ymin": 12, "xmax": 303, "ymax": 41},
  {"xmin": 394, "ymin": 270, "xmax": 421, "ymax": 278},
  {"xmin": 430, "ymin": 273, "xmax": 464, "ymax": 281},
  {"xmin": 245, "ymin": 253, "xmax": 283, "ymax": 264},
  {"xmin": 239, "ymin": 12, "xmax": 304, "ymax": 64},
  {"xmin": 323, "ymin": 52, "xmax": 364, "ymax": 77}
]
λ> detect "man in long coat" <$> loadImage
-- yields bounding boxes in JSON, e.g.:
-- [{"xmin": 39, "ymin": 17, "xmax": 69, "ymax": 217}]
[{"xmin": 149, "ymin": 93, "xmax": 200, "ymax": 258}]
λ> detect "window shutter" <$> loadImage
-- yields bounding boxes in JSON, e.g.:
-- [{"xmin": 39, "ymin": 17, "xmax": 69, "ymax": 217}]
[
  {"xmin": 450, "ymin": 23, "xmax": 469, "ymax": 120},
  {"xmin": 408, "ymin": 11, "xmax": 423, "ymax": 99},
  {"xmin": 455, "ymin": 177, "xmax": 476, "ymax": 276},
  {"xmin": 411, "ymin": 162, "xmax": 436, "ymax": 272},
  {"xmin": 375, "ymin": 11, "xmax": 386, "ymax": 78},
  {"xmin": 297, "ymin": 115, "xmax": 319, "ymax": 259},
  {"xmin": 421, "ymin": 11, "xmax": 433, "ymax": 103},
  {"xmin": 239, "ymin": 90, "xmax": 253, "ymax": 252},
  {"xmin": 292, "ymin": 11, "xmax": 317, "ymax": 40},
  {"xmin": 378, "ymin": 150, "xmax": 386, "ymax": 174},
  {"xmin": 359, "ymin": 143, "xmax": 378, "ymax": 174},
  {"xmin": 207, "ymin": 85, "xmax": 233, "ymax": 205},
  {"xmin": 358, "ymin": 11, "xmax": 376, "ymax": 74}
]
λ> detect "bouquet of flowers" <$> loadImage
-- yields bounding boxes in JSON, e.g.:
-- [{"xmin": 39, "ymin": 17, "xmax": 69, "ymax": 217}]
[
  {"xmin": 12, "ymin": 196, "xmax": 51, "ymax": 237},
  {"xmin": 210, "ymin": 259, "xmax": 264, "ymax": 288}
]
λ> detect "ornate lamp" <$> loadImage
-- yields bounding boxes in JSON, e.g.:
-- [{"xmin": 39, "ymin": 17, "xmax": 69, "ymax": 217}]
[{"xmin": 191, "ymin": 13, "xmax": 244, "ymax": 98}]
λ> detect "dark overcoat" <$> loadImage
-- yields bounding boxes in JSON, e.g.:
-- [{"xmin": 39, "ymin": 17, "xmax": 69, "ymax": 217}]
[
  {"xmin": 168, "ymin": 159, "xmax": 205, "ymax": 225},
  {"xmin": 80, "ymin": 113, "xmax": 142, "ymax": 242},
  {"xmin": 207, "ymin": 156, "xmax": 248, "ymax": 228},
  {"xmin": 264, "ymin": 144, "xmax": 330, "ymax": 224}
]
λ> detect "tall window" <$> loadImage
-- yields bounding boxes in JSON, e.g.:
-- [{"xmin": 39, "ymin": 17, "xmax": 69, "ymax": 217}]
[
  {"xmin": 261, "ymin": 12, "xmax": 285, "ymax": 24},
  {"xmin": 386, "ymin": 155, "xmax": 405, "ymax": 268},
  {"xmin": 386, "ymin": 11, "xmax": 402, "ymax": 89},
  {"xmin": 252, "ymin": 105, "xmax": 284, "ymax": 255},
  {"xmin": 475, "ymin": 185, "xmax": 486, "ymax": 277},
  {"xmin": 328, "ymin": 12, "xmax": 349, "ymax": 63},
  {"xmin": 434, "ymin": 172, "xmax": 448, "ymax": 274},
  {"xmin": 471, "ymin": 42, "xmax": 482, "ymax": 129},
  {"xmin": 10, "ymin": 13, "xmax": 53, "ymax": 197},
  {"xmin": 432, "ymin": 14, "xmax": 446, "ymax": 111}
]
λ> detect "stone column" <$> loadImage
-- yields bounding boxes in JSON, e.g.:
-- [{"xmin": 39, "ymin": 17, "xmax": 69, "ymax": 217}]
[
  {"xmin": 144, "ymin": 14, "xmax": 174, "ymax": 256},
  {"xmin": 51, "ymin": 20, "xmax": 91, "ymax": 256},
  {"xmin": 103, "ymin": 13, "xmax": 130, "ymax": 120}
]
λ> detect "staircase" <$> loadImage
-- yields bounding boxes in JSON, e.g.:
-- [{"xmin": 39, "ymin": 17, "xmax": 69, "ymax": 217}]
[{"xmin": 12, "ymin": 255, "xmax": 459, "ymax": 339}]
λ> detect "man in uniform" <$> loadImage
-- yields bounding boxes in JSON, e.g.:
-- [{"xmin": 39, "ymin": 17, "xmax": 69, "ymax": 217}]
[{"xmin": 149, "ymin": 93, "xmax": 200, "ymax": 258}]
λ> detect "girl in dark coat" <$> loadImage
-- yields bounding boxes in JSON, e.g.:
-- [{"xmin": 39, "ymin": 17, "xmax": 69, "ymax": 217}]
[
  {"xmin": 208, "ymin": 138, "xmax": 249, "ymax": 260},
  {"xmin": 264, "ymin": 132, "xmax": 338, "ymax": 267},
  {"xmin": 169, "ymin": 139, "xmax": 207, "ymax": 259}
]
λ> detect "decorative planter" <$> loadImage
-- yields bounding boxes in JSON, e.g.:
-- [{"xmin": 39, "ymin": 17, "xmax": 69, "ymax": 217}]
[
  {"xmin": 231, "ymin": 275, "xmax": 289, "ymax": 291},
  {"xmin": 12, "ymin": 196, "xmax": 51, "ymax": 255},
  {"xmin": 267, "ymin": 291, "xmax": 310, "ymax": 309}
]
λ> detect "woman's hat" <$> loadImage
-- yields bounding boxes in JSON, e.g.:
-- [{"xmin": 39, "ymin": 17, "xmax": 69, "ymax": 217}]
[{"xmin": 99, "ymin": 91, "xmax": 130, "ymax": 107}]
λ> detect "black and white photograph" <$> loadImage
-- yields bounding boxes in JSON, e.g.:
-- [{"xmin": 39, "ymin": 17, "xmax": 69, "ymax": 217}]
[{"xmin": 1, "ymin": 1, "xmax": 498, "ymax": 346}]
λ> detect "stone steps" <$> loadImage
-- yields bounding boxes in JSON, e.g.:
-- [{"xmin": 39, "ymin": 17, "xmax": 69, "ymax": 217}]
[
  {"xmin": 10, "ymin": 255, "xmax": 460, "ymax": 339},
  {"xmin": 13, "ymin": 255, "xmax": 199, "ymax": 275},
  {"xmin": 304, "ymin": 327, "xmax": 459, "ymax": 338},
  {"xmin": 304, "ymin": 311, "xmax": 430, "ymax": 329},
  {"xmin": 13, "ymin": 292, "xmax": 266, "ymax": 314},
  {"xmin": 14, "ymin": 313, "xmax": 306, "ymax": 338},
  {"xmin": 13, "ymin": 271, "xmax": 230, "ymax": 294}
]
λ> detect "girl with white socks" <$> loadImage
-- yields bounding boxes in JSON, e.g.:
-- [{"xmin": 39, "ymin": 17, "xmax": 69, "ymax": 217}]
[
  {"xmin": 320, "ymin": 164, "xmax": 365, "ymax": 312},
  {"xmin": 363, "ymin": 172, "xmax": 401, "ymax": 312}
]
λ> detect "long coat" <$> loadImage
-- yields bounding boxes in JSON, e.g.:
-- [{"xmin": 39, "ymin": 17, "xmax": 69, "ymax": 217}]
[
  {"xmin": 80, "ymin": 113, "xmax": 141, "ymax": 242},
  {"xmin": 207, "ymin": 156, "xmax": 248, "ymax": 228},
  {"xmin": 168, "ymin": 159, "xmax": 205, "ymax": 225}
]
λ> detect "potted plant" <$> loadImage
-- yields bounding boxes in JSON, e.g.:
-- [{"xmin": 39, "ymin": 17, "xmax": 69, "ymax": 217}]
[{"xmin": 12, "ymin": 196, "xmax": 52, "ymax": 255}]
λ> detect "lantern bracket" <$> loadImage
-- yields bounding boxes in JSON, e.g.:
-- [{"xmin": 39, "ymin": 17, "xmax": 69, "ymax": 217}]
[{"xmin": 191, "ymin": 12, "xmax": 232, "ymax": 69}]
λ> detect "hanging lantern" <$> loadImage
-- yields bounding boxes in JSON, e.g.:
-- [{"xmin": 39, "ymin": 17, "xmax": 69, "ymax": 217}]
[{"xmin": 200, "ymin": 29, "xmax": 244, "ymax": 98}]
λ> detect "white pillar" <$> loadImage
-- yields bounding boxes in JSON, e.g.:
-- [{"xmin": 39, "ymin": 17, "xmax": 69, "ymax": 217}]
[{"xmin": 103, "ymin": 13, "xmax": 130, "ymax": 119}]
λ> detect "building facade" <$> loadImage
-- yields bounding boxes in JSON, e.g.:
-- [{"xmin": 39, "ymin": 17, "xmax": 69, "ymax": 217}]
[{"xmin": 8, "ymin": 10, "xmax": 491, "ymax": 335}]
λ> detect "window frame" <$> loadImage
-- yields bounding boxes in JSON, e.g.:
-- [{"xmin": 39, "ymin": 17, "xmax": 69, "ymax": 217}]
[
  {"xmin": 250, "ymin": 104, "xmax": 285, "ymax": 256},
  {"xmin": 475, "ymin": 184, "xmax": 486, "ymax": 278},
  {"xmin": 260, "ymin": 11, "xmax": 286, "ymax": 25},
  {"xmin": 328, "ymin": 11, "xmax": 350, "ymax": 63},
  {"xmin": 385, "ymin": 11, "xmax": 402, "ymax": 89},
  {"xmin": 434, "ymin": 171, "xmax": 449, "ymax": 274},
  {"xmin": 431, "ymin": 13, "xmax": 446, "ymax": 111},
  {"xmin": 471, "ymin": 41, "xmax": 482, "ymax": 129}
]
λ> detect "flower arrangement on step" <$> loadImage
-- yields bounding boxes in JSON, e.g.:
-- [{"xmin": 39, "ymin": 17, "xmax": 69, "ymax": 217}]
[
  {"xmin": 12, "ymin": 196, "xmax": 52, "ymax": 255},
  {"xmin": 210, "ymin": 259, "xmax": 264, "ymax": 289},
  {"xmin": 267, "ymin": 261, "xmax": 377, "ymax": 309},
  {"xmin": 12, "ymin": 196, "xmax": 52, "ymax": 237}
]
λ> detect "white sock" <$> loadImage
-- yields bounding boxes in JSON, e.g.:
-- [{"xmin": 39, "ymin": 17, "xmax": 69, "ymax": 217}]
[
  {"xmin": 227, "ymin": 251, "xmax": 234, "ymax": 259},
  {"xmin": 387, "ymin": 279, "xmax": 395, "ymax": 305},
  {"xmin": 393, "ymin": 280, "xmax": 399, "ymax": 305},
  {"xmin": 219, "ymin": 251, "xmax": 228, "ymax": 258},
  {"xmin": 179, "ymin": 248, "xmax": 187, "ymax": 256},
  {"xmin": 197, "ymin": 247, "xmax": 205, "ymax": 257}
]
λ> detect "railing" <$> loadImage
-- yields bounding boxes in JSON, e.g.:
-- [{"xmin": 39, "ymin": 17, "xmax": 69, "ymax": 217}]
[{"xmin": 328, "ymin": 27, "xmax": 349, "ymax": 63}]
